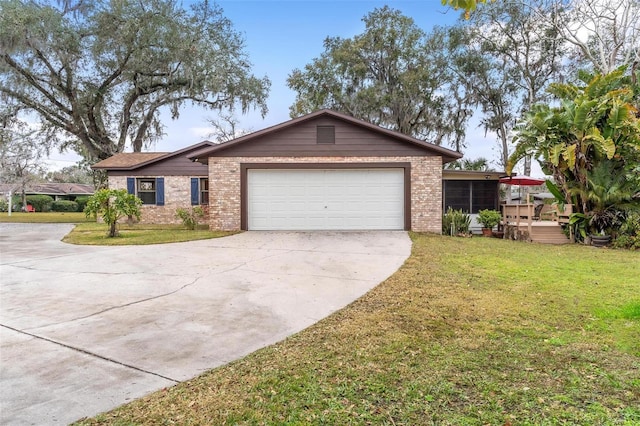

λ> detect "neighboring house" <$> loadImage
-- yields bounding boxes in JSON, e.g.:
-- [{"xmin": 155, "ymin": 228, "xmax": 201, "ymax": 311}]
[
  {"xmin": 92, "ymin": 142, "xmax": 213, "ymax": 224},
  {"xmin": 0, "ymin": 183, "xmax": 95, "ymax": 201},
  {"xmin": 94, "ymin": 110, "xmax": 504, "ymax": 232}
]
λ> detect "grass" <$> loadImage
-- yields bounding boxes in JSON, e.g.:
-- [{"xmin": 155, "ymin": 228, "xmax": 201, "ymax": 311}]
[
  {"xmin": 0, "ymin": 212, "xmax": 94, "ymax": 223},
  {"xmin": 1, "ymin": 213, "xmax": 233, "ymax": 245},
  {"xmin": 63, "ymin": 222, "xmax": 236, "ymax": 245},
  {"xmin": 76, "ymin": 234, "xmax": 640, "ymax": 425}
]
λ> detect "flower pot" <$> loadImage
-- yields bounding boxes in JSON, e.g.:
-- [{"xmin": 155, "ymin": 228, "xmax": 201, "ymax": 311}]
[
  {"xmin": 481, "ymin": 228, "xmax": 493, "ymax": 237},
  {"xmin": 591, "ymin": 234, "xmax": 611, "ymax": 247}
]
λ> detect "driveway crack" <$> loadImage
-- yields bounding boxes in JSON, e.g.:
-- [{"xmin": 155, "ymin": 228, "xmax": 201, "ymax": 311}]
[
  {"xmin": 0, "ymin": 324, "xmax": 179, "ymax": 384},
  {"xmin": 39, "ymin": 275, "xmax": 206, "ymax": 327}
]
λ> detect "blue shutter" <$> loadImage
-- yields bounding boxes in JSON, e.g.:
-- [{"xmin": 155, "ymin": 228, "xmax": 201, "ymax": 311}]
[
  {"xmin": 190, "ymin": 178, "xmax": 199, "ymax": 205},
  {"xmin": 156, "ymin": 177, "xmax": 165, "ymax": 206},
  {"xmin": 126, "ymin": 177, "xmax": 135, "ymax": 194}
]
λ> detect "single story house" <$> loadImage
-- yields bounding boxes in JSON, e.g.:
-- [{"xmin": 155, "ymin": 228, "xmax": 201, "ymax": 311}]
[
  {"xmin": 93, "ymin": 110, "xmax": 502, "ymax": 232},
  {"xmin": 92, "ymin": 142, "xmax": 214, "ymax": 224},
  {"xmin": 0, "ymin": 183, "xmax": 95, "ymax": 201}
]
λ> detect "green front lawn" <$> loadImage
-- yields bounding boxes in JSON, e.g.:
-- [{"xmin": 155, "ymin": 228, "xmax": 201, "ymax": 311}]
[
  {"xmin": 1, "ymin": 213, "xmax": 233, "ymax": 245},
  {"xmin": 77, "ymin": 234, "xmax": 640, "ymax": 425},
  {"xmin": 0, "ymin": 212, "xmax": 94, "ymax": 223},
  {"xmin": 63, "ymin": 223, "xmax": 236, "ymax": 245}
]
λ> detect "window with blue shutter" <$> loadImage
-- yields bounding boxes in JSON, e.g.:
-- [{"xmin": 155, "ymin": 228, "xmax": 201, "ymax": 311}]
[
  {"xmin": 126, "ymin": 177, "xmax": 135, "ymax": 194},
  {"xmin": 190, "ymin": 178, "xmax": 199, "ymax": 205},
  {"xmin": 155, "ymin": 177, "xmax": 165, "ymax": 206},
  {"xmin": 137, "ymin": 178, "xmax": 156, "ymax": 204}
]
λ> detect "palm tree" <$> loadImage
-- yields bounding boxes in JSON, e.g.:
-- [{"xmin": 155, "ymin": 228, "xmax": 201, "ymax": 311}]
[
  {"xmin": 445, "ymin": 157, "xmax": 494, "ymax": 171},
  {"xmin": 509, "ymin": 67, "xmax": 640, "ymax": 214},
  {"xmin": 570, "ymin": 161, "xmax": 638, "ymax": 234}
]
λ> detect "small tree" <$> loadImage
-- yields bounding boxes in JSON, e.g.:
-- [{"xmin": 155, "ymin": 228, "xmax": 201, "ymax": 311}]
[{"xmin": 85, "ymin": 189, "xmax": 142, "ymax": 237}]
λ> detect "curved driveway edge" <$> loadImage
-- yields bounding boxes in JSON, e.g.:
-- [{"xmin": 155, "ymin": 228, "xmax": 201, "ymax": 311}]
[{"xmin": 0, "ymin": 223, "xmax": 411, "ymax": 425}]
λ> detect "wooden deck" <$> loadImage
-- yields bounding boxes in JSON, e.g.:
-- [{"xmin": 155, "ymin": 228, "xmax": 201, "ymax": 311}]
[
  {"xmin": 507, "ymin": 221, "xmax": 570, "ymax": 244},
  {"xmin": 502, "ymin": 203, "xmax": 571, "ymax": 245}
]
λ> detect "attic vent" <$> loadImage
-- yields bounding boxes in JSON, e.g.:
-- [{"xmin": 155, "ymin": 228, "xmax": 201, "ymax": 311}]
[{"xmin": 317, "ymin": 125, "xmax": 335, "ymax": 144}]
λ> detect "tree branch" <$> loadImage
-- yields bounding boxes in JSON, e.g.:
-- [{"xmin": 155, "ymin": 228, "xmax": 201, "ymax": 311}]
[{"xmin": 1, "ymin": 54, "xmax": 73, "ymax": 116}]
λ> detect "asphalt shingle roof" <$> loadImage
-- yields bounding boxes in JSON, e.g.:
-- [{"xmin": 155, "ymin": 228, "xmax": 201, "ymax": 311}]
[{"xmin": 91, "ymin": 152, "xmax": 169, "ymax": 169}]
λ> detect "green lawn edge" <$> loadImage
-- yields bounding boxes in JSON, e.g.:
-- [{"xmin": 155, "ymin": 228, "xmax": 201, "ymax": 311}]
[
  {"xmin": 63, "ymin": 222, "xmax": 237, "ymax": 245},
  {"xmin": 0, "ymin": 214, "xmax": 235, "ymax": 245},
  {"xmin": 75, "ymin": 234, "xmax": 640, "ymax": 425},
  {"xmin": 0, "ymin": 212, "xmax": 94, "ymax": 223}
]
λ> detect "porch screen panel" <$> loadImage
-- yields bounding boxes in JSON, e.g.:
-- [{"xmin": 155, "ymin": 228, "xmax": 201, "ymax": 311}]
[
  {"xmin": 443, "ymin": 180, "xmax": 499, "ymax": 214},
  {"xmin": 471, "ymin": 181, "xmax": 498, "ymax": 212},
  {"xmin": 443, "ymin": 181, "xmax": 471, "ymax": 212}
]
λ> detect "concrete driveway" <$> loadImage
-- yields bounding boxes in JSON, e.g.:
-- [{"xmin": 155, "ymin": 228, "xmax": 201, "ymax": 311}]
[{"xmin": 0, "ymin": 223, "xmax": 411, "ymax": 425}]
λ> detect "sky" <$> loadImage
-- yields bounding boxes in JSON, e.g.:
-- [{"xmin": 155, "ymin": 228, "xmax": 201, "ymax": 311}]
[{"xmin": 45, "ymin": 0, "xmax": 541, "ymax": 176}]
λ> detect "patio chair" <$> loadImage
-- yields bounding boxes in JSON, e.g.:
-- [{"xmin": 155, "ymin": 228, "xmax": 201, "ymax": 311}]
[{"xmin": 532, "ymin": 204, "xmax": 544, "ymax": 220}]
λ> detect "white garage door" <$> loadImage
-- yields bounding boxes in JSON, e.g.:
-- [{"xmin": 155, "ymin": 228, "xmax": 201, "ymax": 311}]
[{"xmin": 247, "ymin": 168, "xmax": 405, "ymax": 230}]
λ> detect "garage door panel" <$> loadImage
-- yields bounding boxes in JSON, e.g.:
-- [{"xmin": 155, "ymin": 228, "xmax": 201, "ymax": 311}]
[{"xmin": 248, "ymin": 169, "xmax": 404, "ymax": 230}]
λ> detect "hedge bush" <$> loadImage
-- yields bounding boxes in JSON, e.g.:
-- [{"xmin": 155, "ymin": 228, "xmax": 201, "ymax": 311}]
[
  {"xmin": 25, "ymin": 195, "xmax": 54, "ymax": 212},
  {"xmin": 75, "ymin": 196, "xmax": 90, "ymax": 212},
  {"xmin": 51, "ymin": 200, "xmax": 79, "ymax": 212}
]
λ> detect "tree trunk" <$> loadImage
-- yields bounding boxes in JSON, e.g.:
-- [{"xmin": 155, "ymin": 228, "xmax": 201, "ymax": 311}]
[
  {"xmin": 21, "ymin": 185, "xmax": 26, "ymax": 211},
  {"xmin": 92, "ymin": 170, "xmax": 108, "ymax": 190},
  {"xmin": 524, "ymin": 155, "xmax": 532, "ymax": 176},
  {"xmin": 108, "ymin": 222, "xmax": 118, "ymax": 238}
]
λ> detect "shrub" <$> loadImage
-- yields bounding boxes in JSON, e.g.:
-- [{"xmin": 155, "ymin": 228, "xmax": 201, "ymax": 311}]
[
  {"xmin": 612, "ymin": 235, "xmax": 640, "ymax": 250},
  {"xmin": 51, "ymin": 200, "xmax": 79, "ymax": 212},
  {"xmin": 0, "ymin": 198, "xmax": 8, "ymax": 212},
  {"xmin": 25, "ymin": 195, "xmax": 54, "ymax": 212},
  {"xmin": 612, "ymin": 210, "xmax": 640, "ymax": 250},
  {"xmin": 477, "ymin": 209, "xmax": 502, "ymax": 229},
  {"xmin": 75, "ymin": 196, "xmax": 90, "ymax": 212},
  {"xmin": 176, "ymin": 207, "xmax": 205, "ymax": 230},
  {"xmin": 442, "ymin": 207, "xmax": 471, "ymax": 236},
  {"xmin": 619, "ymin": 210, "xmax": 640, "ymax": 235}
]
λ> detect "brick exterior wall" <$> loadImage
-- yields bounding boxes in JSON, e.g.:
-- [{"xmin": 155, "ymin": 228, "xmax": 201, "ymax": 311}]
[
  {"xmin": 208, "ymin": 156, "xmax": 443, "ymax": 233},
  {"xmin": 108, "ymin": 175, "xmax": 209, "ymax": 225}
]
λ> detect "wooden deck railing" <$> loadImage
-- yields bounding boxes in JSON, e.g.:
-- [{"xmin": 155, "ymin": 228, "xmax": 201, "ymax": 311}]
[
  {"xmin": 502, "ymin": 203, "xmax": 574, "ymax": 240},
  {"xmin": 502, "ymin": 203, "xmax": 535, "ymax": 236}
]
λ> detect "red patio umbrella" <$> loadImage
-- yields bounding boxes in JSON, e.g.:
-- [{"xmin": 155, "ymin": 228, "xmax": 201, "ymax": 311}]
[
  {"xmin": 499, "ymin": 175, "xmax": 546, "ymax": 203},
  {"xmin": 499, "ymin": 175, "xmax": 546, "ymax": 186}
]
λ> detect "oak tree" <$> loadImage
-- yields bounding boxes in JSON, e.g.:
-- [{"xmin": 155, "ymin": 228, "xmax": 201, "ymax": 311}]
[
  {"xmin": 0, "ymin": 0, "xmax": 270, "ymax": 163},
  {"xmin": 0, "ymin": 111, "xmax": 47, "ymax": 207},
  {"xmin": 287, "ymin": 6, "xmax": 469, "ymax": 149},
  {"xmin": 457, "ymin": 0, "xmax": 565, "ymax": 172}
]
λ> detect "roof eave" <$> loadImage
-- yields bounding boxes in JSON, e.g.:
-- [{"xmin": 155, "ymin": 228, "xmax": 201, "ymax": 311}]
[{"xmin": 92, "ymin": 141, "xmax": 215, "ymax": 171}]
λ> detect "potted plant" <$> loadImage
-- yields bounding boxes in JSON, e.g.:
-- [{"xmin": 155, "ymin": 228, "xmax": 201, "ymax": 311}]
[
  {"xmin": 588, "ymin": 208, "xmax": 625, "ymax": 247},
  {"xmin": 477, "ymin": 209, "xmax": 502, "ymax": 237}
]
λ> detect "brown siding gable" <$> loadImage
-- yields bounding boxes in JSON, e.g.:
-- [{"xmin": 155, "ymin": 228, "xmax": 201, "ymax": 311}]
[{"xmin": 188, "ymin": 110, "xmax": 462, "ymax": 163}]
